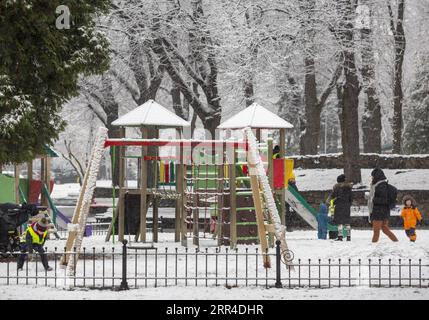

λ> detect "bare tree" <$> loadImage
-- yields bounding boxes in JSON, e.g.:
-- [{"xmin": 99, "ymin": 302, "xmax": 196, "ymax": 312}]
[
  {"xmin": 150, "ymin": 0, "xmax": 223, "ymax": 137},
  {"xmin": 59, "ymin": 140, "xmax": 86, "ymax": 185},
  {"xmin": 388, "ymin": 0, "xmax": 406, "ymax": 154},
  {"xmin": 332, "ymin": 0, "xmax": 362, "ymax": 183},
  {"xmin": 359, "ymin": 0, "xmax": 382, "ymax": 153}
]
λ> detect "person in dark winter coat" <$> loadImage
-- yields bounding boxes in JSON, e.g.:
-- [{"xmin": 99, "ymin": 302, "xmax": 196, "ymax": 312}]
[
  {"xmin": 316, "ymin": 203, "xmax": 329, "ymax": 239},
  {"xmin": 17, "ymin": 218, "xmax": 52, "ymax": 271},
  {"xmin": 327, "ymin": 174, "xmax": 353, "ymax": 241},
  {"xmin": 368, "ymin": 168, "xmax": 398, "ymax": 243}
]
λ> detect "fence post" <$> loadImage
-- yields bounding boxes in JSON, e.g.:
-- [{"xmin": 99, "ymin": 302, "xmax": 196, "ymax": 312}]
[
  {"xmin": 275, "ymin": 240, "xmax": 282, "ymax": 288},
  {"xmin": 119, "ymin": 240, "xmax": 129, "ymax": 290}
]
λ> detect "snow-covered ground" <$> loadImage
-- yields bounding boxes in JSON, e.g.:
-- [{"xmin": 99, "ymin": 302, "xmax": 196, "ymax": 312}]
[
  {"xmin": 38, "ymin": 229, "xmax": 429, "ymax": 260},
  {"xmin": 34, "ymin": 229, "xmax": 429, "ymax": 262},
  {"xmin": 1, "ymin": 230, "xmax": 429, "ymax": 300},
  {"xmin": 17, "ymin": 176, "xmax": 429, "ymax": 300},
  {"xmin": 295, "ymin": 169, "xmax": 429, "ymax": 191},
  {"xmin": 1, "ymin": 285, "xmax": 428, "ymax": 300}
]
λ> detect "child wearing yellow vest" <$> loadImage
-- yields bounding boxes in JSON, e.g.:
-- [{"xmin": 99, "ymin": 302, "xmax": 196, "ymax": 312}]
[
  {"xmin": 400, "ymin": 195, "xmax": 423, "ymax": 242},
  {"xmin": 17, "ymin": 217, "xmax": 52, "ymax": 271}
]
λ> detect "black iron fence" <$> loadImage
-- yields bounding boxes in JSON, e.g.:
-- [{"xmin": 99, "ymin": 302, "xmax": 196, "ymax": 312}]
[{"xmin": 1, "ymin": 241, "xmax": 428, "ymax": 290}]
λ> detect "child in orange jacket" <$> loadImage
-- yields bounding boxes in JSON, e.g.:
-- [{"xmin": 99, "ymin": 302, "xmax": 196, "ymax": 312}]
[{"xmin": 400, "ymin": 195, "xmax": 423, "ymax": 242}]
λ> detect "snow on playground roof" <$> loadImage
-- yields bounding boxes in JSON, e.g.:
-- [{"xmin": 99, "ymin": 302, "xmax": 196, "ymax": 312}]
[
  {"xmin": 112, "ymin": 99, "xmax": 190, "ymax": 128},
  {"xmin": 218, "ymin": 102, "xmax": 294, "ymax": 129}
]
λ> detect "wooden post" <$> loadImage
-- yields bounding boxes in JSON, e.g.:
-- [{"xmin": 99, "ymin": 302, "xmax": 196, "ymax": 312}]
[
  {"xmin": 153, "ymin": 127, "xmax": 159, "ymax": 243},
  {"xmin": 137, "ymin": 155, "xmax": 141, "ymax": 188},
  {"xmin": 229, "ymin": 148, "xmax": 237, "ymax": 249},
  {"xmin": 24, "ymin": 161, "xmax": 33, "ymax": 205},
  {"xmin": 175, "ymin": 129, "xmax": 182, "ymax": 242},
  {"xmin": 61, "ymin": 167, "xmax": 89, "ymax": 265},
  {"xmin": 180, "ymin": 144, "xmax": 187, "ymax": 245},
  {"xmin": 267, "ymin": 137, "xmax": 274, "ymax": 248},
  {"xmin": 216, "ymin": 145, "xmax": 225, "ymax": 247},
  {"xmin": 63, "ymin": 127, "xmax": 108, "ymax": 274},
  {"xmin": 174, "ymin": 164, "xmax": 181, "ymax": 242},
  {"xmin": 40, "ymin": 158, "xmax": 47, "ymax": 206},
  {"xmin": 279, "ymin": 128, "xmax": 286, "ymax": 226},
  {"xmin": 267, "ymin": 138, "xmax": 274, "ymax": 190},
  {"xmin": 192, "ymin": 185, "xmax": 199, "ymax": 246},
  {"xmin": 191, "ymin": 133, "xmax": 199, "ymax": 246},
  {"xmin": 256, "ymin": 128, "xmax": 261, "ymax": 143},
  {"xmin": 153, "ymin": 197, "xmax": 159, "ymax": 243},
  {"xmin": 14, "ymin": 165, "xmax": 20, "ymax": 203},
  {"xmin": 118, "ymin": 127, "xmax": 126, "ymax": 242},
  {"xmin": 105, "ymin": 192, "xmax": 121, "ymax": 242},
  {"xmin": 140, "ymin": 126, "xmax": 148, "ymax": 242},
  {"xmin": 61, "ymin": 142, "xmax": 96, "ymax": 266},
  {"xmin": 249, "ymin": 173, "xmax": 270, "ymax": 268}
]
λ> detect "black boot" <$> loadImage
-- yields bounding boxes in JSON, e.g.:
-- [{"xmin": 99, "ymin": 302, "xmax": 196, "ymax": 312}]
[
  {"xmin": 335, "ymin": 236, "xmax": 343, "ymax": 241},
  {"xmin": 346, "ymin": 236, "xmax": 351, "ymax": 241}
]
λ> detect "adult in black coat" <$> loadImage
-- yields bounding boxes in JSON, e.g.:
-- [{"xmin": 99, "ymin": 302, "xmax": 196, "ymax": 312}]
[
  {"xmin": 327, "ymin": 174, "xmax": 353, "ymax": 241},
  {"xmin": 368, "ymin": 168, "xmax": 390, "ymax": 220},
  {"xmin": 368, "ymin": 168, "xmax": 398, "ymax": 242},
  {"xmin": 329, "ymin": 175, "xmax": 353, "ymax": 225}
]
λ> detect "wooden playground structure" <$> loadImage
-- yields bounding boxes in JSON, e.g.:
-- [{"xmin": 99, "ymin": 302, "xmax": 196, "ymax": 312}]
[
  {"xmin": 99, "ymin": 102, "xmax": 295, "ymax": 249},
  {"xmin": 60, "ymin": 101, "xmax": 297, "ymax": 274}
]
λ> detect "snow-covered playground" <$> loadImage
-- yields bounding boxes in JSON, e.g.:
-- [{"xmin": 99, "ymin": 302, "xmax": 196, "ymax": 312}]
[{"xmin": 1, "ymin": 230, "xmax": 429, "ymax": 300}]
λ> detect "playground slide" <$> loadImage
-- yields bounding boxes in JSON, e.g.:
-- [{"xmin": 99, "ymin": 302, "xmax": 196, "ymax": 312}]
[
  {"xmin": 42, "ymin": 184, "xmax": 71, "ymax": 229},
  {"xmin": 284, "ymin": 186, "xmax": 339, "ymax": 233},
  {"xmin": 52, "ymin": 208, "xmax": 71, "ymax": 230},
  {"xmin": 284, "ymin": 187, "xmax": 318, "ymax": 229}
]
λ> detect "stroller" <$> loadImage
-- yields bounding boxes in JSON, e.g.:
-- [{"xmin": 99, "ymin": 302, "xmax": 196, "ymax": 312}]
[{"xmin": 0, "ymin": 203, "xmax": 45, "ymax": 257}]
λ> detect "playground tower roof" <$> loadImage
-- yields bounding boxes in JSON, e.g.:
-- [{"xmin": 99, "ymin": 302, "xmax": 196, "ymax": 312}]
[
  {"xmin": 217, "ymin": 102, "xmax": 294, "ymax": 130},
  {"xmin": 112, "ymin": 99, "xmax": 190, "ymax": 128}
]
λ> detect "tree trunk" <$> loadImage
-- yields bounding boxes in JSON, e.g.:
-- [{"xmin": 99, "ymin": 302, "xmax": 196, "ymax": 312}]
[
  {"xmin": 300, "ymin": 56, "xmax": 320, "ymax": 155},
  {"xmin": 102, "ymin": 76, "xmax": 121, "ymax": 186},
  {"xmin": 242, "ymin": 6, "xmax": 260, "ymax": 107},
  {"xmin": 360, "ymin": 4, "xmax": 382, "ymax": 153},
  {"xmin": 327, "ymin": 120, "xmax": 340, "ymax": 153},
  {"xmin": 277, "ymin": 74, "xmax": 302, "ymax": 154},
  {"xmin": 171, "ymin": 84, "xmax": 186, "ymax": 119},
  {"xmin": 391, "ymin": 0, "xmax": 406, "ymax": 154},
  {"xmin": 243, "ymin": 80, "xmax": 255, "ymax": 107},
  {"xmin": 338, "ymin": 0, "xmax": 362, "ymax": 183},
  {"xmin": 342, "ymin": 62, "xmax": 362, "ymax": 183}
]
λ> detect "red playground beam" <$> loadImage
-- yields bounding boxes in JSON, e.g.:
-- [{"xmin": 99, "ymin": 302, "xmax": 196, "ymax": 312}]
[{"xmin": 104, "ymin": 139, "xmax": 249, "ymax": 149}]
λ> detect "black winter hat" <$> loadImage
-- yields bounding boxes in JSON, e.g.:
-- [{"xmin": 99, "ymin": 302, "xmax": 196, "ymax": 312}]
[
  {"xmin": 371, "ymin": 168, "xmax": 386, "ymax": 183},
  {"xmin": 337, "ymin": 174, "xmax": 346, "ymax": 183}
]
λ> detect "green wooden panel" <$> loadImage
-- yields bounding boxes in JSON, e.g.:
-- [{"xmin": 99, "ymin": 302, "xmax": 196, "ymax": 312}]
[
  {"xmin": 19, "ymin": 178, "xmax": 29, "ymax": 202},
  {"xmin": 0, "ymin": 174, "xmax": 16, "ymax": 203}
]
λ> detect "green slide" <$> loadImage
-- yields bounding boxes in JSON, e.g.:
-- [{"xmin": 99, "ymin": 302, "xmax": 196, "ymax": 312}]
[{"xmin": 284, "ymin": 186, "xmax": 340, "ymax": 233}]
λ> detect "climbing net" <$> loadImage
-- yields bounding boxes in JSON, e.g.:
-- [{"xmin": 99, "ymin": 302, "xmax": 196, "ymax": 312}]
[{"xmin": 183, "ymin": 162, "xmax": 231, "ymax": 245}]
